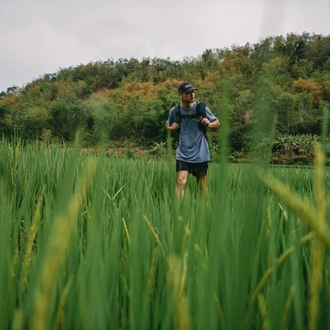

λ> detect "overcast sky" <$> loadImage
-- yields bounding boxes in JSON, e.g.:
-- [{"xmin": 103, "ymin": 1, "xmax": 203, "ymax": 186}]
[{"xmin": 1, "ymin": 0, "xmax": 329, "ymax": 93}]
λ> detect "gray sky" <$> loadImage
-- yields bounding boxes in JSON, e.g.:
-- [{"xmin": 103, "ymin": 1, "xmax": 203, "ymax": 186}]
[{"xmin": 1, "ymin": 0, "xmax": 329, "ymax": 93}]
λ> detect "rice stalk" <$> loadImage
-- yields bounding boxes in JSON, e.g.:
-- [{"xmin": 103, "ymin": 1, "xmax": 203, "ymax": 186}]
[
  {"xmin": 257, "ymin": 171, "xmax": 330, "ymax": 251},
  {"xmin": 144, "ymin": 215, "xmax": 168, "ymax": 268},
  {"xmin": 22, "ymin": 188, "xmax": 44, "ymax": 290},
  {"xmin": 112, "ymin": 185, "xmax": 125, "ymax": 199},
  {"xmin": 122, "ymin": 217, "xmax": 130, "ymax": 244},
  {"xmin": 266, "ymin": 206, "xmax": 271, "ymax": 236},
  {"xmin": 53, "ymin": 274, "xmax": 74, "ymax": 330},
  {"xmin": 182, "ymin": 219, "xmax": 191, "ymax": 251},
  {"xmin": 147, "ymin": 246, "xmax": 159, "ymax": 299},
  {"xmin": 10, "ymin": 140, "xmax": 20, "ymax": 187},
  {"xmin": 244, "ymin": 232, "xmax": 314, "ymax": 325},
  {"xmin": 279, "ymin": 286, "xmax": 295, "ymax": 330},
  {"xmin": 5, "ymin": 248, "xmax": 19, "ymax": 324},
  {"xmin": 193, "ymin": 244, "xmax": 207, "ymax": 271},
  {"xmin": 257, "ymin": 293, "xmax": 270, "ymax": 330},
  {"xmin": 308, "ymin": 143, "xmax": 326, "ymax": 330},
  {"xmin": 179, "ymin": 252, "xmax": 188, "ymax": 297},
  {"xmin": 167, "ymin": 255, "xmax": 191, "ymax": 330},
  {"xmin": 29, "ymin": 159, "xmax": 97, "ymax": 330},
  {"xmin": 103, "ymin": 185, "xmax": 125, "ymax": 200},
  {"xmin": 213, "ymin": 292, "xmax": 227, "ymax": 330},
  {"xmin": 278, "ymin": 203, "xmax": 288, "ymax": 221},
  {"xmin": 10, "ymin": 247, "xmax": 19, "ymax": 279},
  {"xmin": 12, "ymin": 309, "xmax": 23, "ymax": 330}
]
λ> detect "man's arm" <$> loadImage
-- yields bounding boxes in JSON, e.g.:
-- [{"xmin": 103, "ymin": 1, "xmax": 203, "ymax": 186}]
[
  {"xmin": 208, "ymin": 118, "xmax": 220, "ymax": 128},
  {"xmin": 166, "ymin": 122, "xmax": 181, "ymax": 131},
  {"xmin": 166, "ymin": 108, "xmax": 181, "ymax": 131},
  {"xmin": 201, "ymin": 118, "xmax": 220, "ymax": 128}
]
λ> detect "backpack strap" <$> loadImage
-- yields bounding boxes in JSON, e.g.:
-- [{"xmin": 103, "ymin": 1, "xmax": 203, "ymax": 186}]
[
  {"xmin": 175, "ymin": 102, "xmax": 206, "ymax": 122},
  {"xmin": 197, "ymin": 102, "xmax": 206, "ymax": 118},
  {"xmin": 174, "ymin": 102, "xmax": 207, "ymax": 136},
  {"xmin": 197, "ymin": 102, "xmax": 207, "ymax": 136},
  {"xmin": 174, "ymin": 103, "xmax": 181, "ymax": 125}
]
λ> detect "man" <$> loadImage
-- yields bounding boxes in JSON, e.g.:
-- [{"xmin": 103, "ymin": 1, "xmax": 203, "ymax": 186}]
[{"xmin": 166, "ymin": 81, "xmax": 220, "ymax": 200}]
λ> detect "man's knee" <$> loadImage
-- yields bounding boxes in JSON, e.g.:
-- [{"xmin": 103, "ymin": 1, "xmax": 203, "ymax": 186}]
[
  {"xmin": 177, "ymin": 175, "xmax": 187, "ymax": 186},
  {"xmin": 197, "ymin": 176, "xmax": 207, "ymax": 187}
]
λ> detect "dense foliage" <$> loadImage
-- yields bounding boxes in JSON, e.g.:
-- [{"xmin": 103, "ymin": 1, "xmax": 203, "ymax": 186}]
[{"xmin": 1, "ymin": 32, "xmax": 330, "ymax": 159}]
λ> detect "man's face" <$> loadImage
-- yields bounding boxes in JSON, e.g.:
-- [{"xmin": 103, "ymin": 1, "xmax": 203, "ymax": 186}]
[{"xmin": 180, "ymin": 91, "xmax": 195, "ymax": 106}]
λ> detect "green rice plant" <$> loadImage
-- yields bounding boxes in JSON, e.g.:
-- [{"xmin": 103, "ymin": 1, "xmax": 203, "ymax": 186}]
[{"xmin": 1, "ymin": 134, "xmax": 330, "ymax": 330}]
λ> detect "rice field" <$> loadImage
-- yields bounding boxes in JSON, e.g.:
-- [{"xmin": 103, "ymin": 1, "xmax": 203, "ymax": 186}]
[{"xmin": 1, "ymin": 139, "xmax": 330, "ymax": 330}]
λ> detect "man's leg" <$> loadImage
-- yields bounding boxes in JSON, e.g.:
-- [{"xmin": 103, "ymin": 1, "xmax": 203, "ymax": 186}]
[
  {"xmin": 175, "ymin": 170, "xmax": 189, "ymax": 199},
  {"xmin": 196, "ymin": 176, "xmax": 209, "ymax": 201}
]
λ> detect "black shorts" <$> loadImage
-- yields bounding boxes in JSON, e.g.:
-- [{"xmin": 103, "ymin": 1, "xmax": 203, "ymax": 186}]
[{"xmin": 176, "ymin": 160, "xmax": 208, "ymax": 177}]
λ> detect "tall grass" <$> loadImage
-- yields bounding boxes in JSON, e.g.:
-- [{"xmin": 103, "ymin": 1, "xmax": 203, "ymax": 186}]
[{"xmin": 1, "ymin": 138, "xmax": 330, "ymax": 330}]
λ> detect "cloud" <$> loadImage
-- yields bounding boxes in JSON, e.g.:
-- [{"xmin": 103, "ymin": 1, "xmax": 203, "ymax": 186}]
[{"xmin": 0, "ymin": 0, "xmax": 329, "ymax": 92}]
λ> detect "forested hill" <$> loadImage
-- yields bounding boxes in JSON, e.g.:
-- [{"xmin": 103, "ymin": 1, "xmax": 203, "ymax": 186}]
[{"xmin": 1, "ymin": 32, "xmax": 330, "ymax": 159}]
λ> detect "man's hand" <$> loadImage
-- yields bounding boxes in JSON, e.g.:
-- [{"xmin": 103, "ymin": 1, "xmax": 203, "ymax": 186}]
[
  {"xmin": 200, "ymin": 118, "xmax": 220, "ymax": 128},
  {"xmin": 200, "ymin": 118, "xmax": 210, "ymax": 126},
  {"xmin": 166, "ymin": 122, "xmax": 181, "ymax": 131}
]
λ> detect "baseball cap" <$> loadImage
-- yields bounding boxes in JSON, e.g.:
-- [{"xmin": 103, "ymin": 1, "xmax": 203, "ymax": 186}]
[{"xmin": 178, "ymin": 81, "xmax": 198, "ymax": 94}]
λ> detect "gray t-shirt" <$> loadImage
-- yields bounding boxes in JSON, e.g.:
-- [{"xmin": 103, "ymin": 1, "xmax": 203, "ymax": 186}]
[{"xmin": 167, "ymin": 102, "xmax": 218, "ymax": 163}]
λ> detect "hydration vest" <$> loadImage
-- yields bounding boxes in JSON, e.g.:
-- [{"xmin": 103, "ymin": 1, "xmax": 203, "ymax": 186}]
[{"xmin": 174, "ymin": 102, "xmax": 207, "ymax": 135}]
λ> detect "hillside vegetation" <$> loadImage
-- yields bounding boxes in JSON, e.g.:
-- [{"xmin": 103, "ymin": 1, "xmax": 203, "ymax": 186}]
[{"xmin": 1, "ymin": 32, "xmax": 330, "ymax": 163}]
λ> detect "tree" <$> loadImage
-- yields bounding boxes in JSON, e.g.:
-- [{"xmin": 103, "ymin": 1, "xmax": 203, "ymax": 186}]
[
  {"xmin": 23, "ymin": 106, "xmax": 52, "ymax": 140},
  {"xmin": 293, "ymin": 78, "xmax": 322, "ymax": 107},
  {"xmin": 80, "ymin": 97, "xmax": 113, "ymax": 145},
  {"xmin": 0, "ymin": 32, "xmax": 329, "ymax": 150},
  {"xmin": 276, "ymin": 93, "xmax": 296, "ymax": 133},
  {"xmin": 49, "ymin": 98, "xmax": 75, "ymax": 140},
  {"xmin": 295, "ymin": 91, "xmax": 313, "ymax": 123},
  {"xmin": 292, "ymin": 59, "xmax": 314, "ymax": 79},
  {"xmin": 230, "ymin": 89, "xmax": 253, "ymax": 130},
  {"xmin": 261, "ymin": 56, "xmax": 292, "ymax": 89},
  {"xmin": 0, "ymin": 103, "xmax": 12, "ymax": 136}
]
